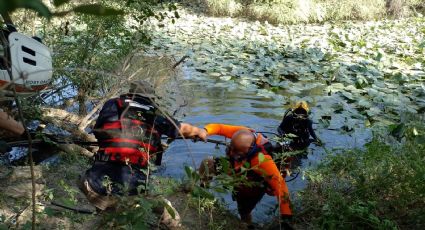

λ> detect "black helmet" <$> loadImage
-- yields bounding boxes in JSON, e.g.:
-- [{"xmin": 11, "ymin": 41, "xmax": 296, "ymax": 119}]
[{"xmin": 129, "ymin": 80, "xmax": 157, "ymax": 99}]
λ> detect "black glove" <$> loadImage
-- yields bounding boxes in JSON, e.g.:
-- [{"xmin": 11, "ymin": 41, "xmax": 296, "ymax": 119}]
[
  {"xmin": 313, "ymin": 138, "xmax": 323, "ymax": 146},
  {"xmin": 0, "ymin": 140, "xmax": 12, "ymax": 154}
]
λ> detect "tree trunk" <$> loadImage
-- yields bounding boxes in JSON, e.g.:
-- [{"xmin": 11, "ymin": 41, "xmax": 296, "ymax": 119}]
[{"xmin": 77, "ymin": 87, "xmax": 87, "ymax": 116}]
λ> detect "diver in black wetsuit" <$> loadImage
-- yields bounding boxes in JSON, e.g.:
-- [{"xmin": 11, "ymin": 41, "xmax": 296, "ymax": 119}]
[{"xmin": 277, "ymin": 101, "xmax": 320, "ymax": 151}]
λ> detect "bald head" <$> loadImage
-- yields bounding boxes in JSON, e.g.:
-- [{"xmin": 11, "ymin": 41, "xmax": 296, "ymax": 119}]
[
  {"xmin": 231, "ymin": 129, "xmax": 255, "ymax": 149},
  {"xmin": 228, "ymin": 130, "xmax": 255, "ymax": 160}
]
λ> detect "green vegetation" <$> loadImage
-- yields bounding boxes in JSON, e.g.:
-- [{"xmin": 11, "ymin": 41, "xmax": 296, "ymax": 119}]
[
  {"xmin": 198, "ymin": 0, "xmax": 425, "ymax": 24},
  {"xmin": 297, "ymin": 120, "xmax": 425, "ymax": 229},
  {"xmin": 0, "ymin": 0, "xmax": 125, "ymax": 19},
  {"xmin": 147, "ymin": 11, "xmax": 425, "ymax": 129}
]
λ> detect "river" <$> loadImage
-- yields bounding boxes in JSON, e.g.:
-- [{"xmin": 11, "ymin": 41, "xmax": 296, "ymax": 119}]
[
  {"xmin": 159, "ymin": 66, "xmax": 372, "ymax": 222},
  {"xmin": 145, "ymin": 12, "xmax": 425, "ymax": 222}
]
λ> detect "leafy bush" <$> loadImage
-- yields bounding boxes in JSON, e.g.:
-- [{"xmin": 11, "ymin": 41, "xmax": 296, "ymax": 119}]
[
  {"xmin": 317, "ymin": 0, "xmax": 386, "ymax": 21},
  {"xmin": 298, "ymin": 120, "xmax": 425, "ymax": 229},
  {"xmin": 204, "ymin": 0, "xmax": 243, "ymax": 17},
  {"xmin": 199, "ymin": 0, "xmax": 425, "ymax": 24},
  {"xmin": 245, "ymin": 0, "xmax": 316, "ymax": 24}
]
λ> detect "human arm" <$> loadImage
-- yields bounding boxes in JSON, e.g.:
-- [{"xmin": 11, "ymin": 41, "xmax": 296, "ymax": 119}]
[
  {"xmin": 0, "ymin": 111, "xmax": 24, "ymax": 136},
  {"xmin": 251, "ymin": 155, "xmax": 292, "ymax": 216},
  {"xmin": 277, "ymin": 115, "xmax": 292, "ymax": 137},
  {"xmin": 204, "ymin": 123, "xmax": 250, "ymax": 138},
  {"xmin": 307, "ymin": 119, "xmax": 322, "ymax": 144},
  {"xmin": 179, "ymin": 123, "xmax": 207, "ymax": 141},
  {"xmin": 154, "ymin": 118, "xmax": 206, "ymax": 141}
]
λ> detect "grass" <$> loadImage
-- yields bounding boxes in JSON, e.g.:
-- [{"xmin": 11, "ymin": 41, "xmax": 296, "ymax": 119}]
[
  {"xmin": 194, "ymin": 0, "xmax": 425, "ymax": 24},
  {"xmin": 204, "ymin": 0, "xmax": 243, "ymax": 16},
  {"xmin": 295, "ymin": 120, "xmax": 425, "ymax": 229}
]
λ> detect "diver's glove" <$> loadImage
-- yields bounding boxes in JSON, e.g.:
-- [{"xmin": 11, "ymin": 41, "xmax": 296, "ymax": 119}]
[
  {"xmin": 0, "ymin": 140, "xmax": 12, "ymax": 154},
  {"xmin": 313, "ymin": 138, "xmax": 323, "ymax": 146}
]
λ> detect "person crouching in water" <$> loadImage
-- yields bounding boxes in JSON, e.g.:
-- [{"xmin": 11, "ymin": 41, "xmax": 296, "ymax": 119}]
[
  {"xmin": 277, "ymin": 101, "xmax": 320, "ymax": 151},
  {"xmin": 199, "ymin": 124, "xmax": 292, "ymax": 225},
  {"xmin": 79, "ymin": 80, "xmax": 207, "ymax": 213}
]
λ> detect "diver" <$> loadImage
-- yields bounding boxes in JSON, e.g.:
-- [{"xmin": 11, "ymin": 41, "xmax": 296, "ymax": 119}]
[{"xmin": 277, "ymin": 101, "xmax": 320, "ymax": 151}]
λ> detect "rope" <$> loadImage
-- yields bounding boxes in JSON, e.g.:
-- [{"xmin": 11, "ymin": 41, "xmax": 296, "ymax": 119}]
[{"xmin": 49, "ymin": 201, "xmax": 94, "ymax": 214}]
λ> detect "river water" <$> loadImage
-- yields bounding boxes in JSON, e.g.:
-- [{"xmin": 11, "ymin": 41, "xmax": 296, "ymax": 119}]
[
  {"xmin": 0, "ymin": 60, "xmax": 373, "ymax": 223},
  {"xmin": 0, "ymin": 62, "xmax": 373, "ymax": 223},
  {"xmin": 159, "ymin": 67, "xmax": 372, "ymax": 222}
]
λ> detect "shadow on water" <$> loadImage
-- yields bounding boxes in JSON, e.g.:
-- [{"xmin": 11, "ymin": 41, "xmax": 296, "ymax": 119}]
[{"xmin": 158, "ymin": 69, "xmax": 372, "ymax": 223}]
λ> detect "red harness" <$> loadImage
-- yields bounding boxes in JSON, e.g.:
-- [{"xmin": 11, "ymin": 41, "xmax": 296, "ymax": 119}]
[{"xmin": 96, "ymin": 98, "xmax": 160, "ymax": 167}]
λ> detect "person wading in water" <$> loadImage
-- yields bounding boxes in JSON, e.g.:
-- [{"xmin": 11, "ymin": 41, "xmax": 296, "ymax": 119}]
[
  {"xmin": 277, "ymin": 101, "xmax": 321, "ymax": 151},
  {"xmin": 198, "ymin": 124, "xmax": 292, "ymax": 228}
]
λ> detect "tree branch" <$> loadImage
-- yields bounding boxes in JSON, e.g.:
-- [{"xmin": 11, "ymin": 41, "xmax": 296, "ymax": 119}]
[{"xmin": 172, "ymin": 55, "xmax": 189, "ymax": 69}]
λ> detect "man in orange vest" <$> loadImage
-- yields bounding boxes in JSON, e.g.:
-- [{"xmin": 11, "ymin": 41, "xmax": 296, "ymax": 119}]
[{"xmin": 199, "ymin": 124, "xmax": 292, "ymax": 224}]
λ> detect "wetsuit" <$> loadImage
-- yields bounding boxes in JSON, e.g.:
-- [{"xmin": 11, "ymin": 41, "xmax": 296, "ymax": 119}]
[
  {"xmin": 205, "ymin": 124, "xmax": 292, "ymax": 218},
  {"xmin": 277, "ymin": 113, "xmax": 317, "ymax": 150},
  {"xmin": 85, "ymin": 94, "xmax": 180, "ymax": 196}
]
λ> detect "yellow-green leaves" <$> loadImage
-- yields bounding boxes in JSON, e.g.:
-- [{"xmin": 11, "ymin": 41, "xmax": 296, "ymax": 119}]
[
  {"xmin": 0, "ymin": 0, "xmax": 124, "ymax": 20},
  {"xmin": 72, "ymin": 4, "xmax": 124, "ymax": 16},
  {"xmin": 0, "ymin": 0, "xmax": 52, "ymax": 19},
  {"xmin": 258, "ymin": 152, "xmax": 265, "ymax": 163}
]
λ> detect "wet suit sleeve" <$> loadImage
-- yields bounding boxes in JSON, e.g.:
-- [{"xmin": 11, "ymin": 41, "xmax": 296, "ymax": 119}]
[
  {"xmin": 94, "ymin": 99, "xmax": 118, "ymax": 129},
  {"xmin": 251, "ymin": 155, "xmax": 292, "ymax": 216},
  {"xmin": 307, "ymin": 119, "xmax": 317, "ymax": 140},
  {"xmin": 204, "ymin": 124, "xmax": 250, "ymax": 138},
  {"xmin": 153, "ymin": 112, "xmax": 181, "ymax": 138}
]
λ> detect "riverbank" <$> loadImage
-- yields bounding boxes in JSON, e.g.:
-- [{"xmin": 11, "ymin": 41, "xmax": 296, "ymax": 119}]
[
  {"xmin": 0, "ymin": 150, "xmax": 242, "ymax": 229},
  {"xmin": 296, "ymin": 120, "xmax": 425, "ymax": 229},
  {"xmin": 187, "ymin": 0, "xmax": 425, "ymax": 25}
]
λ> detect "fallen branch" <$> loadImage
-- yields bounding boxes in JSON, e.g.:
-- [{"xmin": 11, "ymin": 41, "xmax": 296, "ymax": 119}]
[
  {"xmin": 49, "ymin": 201, "xmax": 94, "ymax": 214},
  {"xmin": 172, "ymin": 55, "xmax": 189, "ymax": 69},
  {"xmin": 57, "ymin": 143, "xmax": 94, "ymax": 158},
  {"xmin": 76, "ymin": 52, "xmax": 151, "ymax": 131},
  {"xmin": 41, "ymin": 107, "xmax": 96, "ymax": 142}
]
